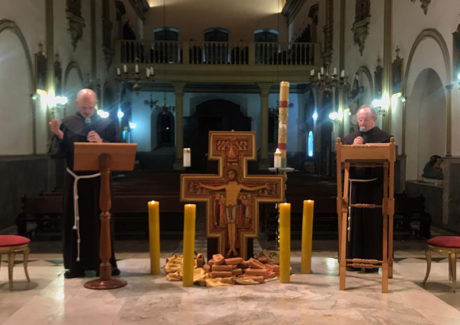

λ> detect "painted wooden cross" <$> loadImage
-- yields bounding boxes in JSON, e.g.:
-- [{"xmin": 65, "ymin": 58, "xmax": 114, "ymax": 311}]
[{"xmin": 180, "ymin": 131, "xmax": 285, "ymax": 259}]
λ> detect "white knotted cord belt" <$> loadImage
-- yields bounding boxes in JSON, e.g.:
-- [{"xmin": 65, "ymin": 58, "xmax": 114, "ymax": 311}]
[{"xmin": 66, "ymin": 167, "xmax": 101, "ymax": 262}]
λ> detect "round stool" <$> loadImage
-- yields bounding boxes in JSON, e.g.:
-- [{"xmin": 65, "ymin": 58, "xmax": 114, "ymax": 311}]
[
  {"xmin": 0, "ymin": 235, "xmax": 31, "ymax": 290},
  {"xmin": 423, "ymin": 236, "xmax": 460, "ymax": 293}
]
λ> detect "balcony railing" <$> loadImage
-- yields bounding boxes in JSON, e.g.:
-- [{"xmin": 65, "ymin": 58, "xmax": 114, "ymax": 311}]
[{"xmin": 118, "ymin": 40, "xmax": 318, "ymax": 66}]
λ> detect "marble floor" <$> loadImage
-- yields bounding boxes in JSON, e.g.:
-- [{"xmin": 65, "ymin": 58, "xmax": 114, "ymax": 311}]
[{"xmin": 1, "ymin": 239, "xmax": 460, "ymax": 325}]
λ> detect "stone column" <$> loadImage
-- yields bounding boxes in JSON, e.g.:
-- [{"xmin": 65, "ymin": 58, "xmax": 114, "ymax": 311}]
[
  {"xmin": 173, "ymin": 81, "xmax": 186, "ymax": 169},
  {"xmin": 382, "ymin": 0, "xmax": 393, "ymax": 132},
  {"xmin": 338, "ymin": 0, "xmax": 346, "ymax": 138},
  {"xmin": 258, "ymin": 82, "xmax": 271, "ymax": 169},
  {"xmin": 91, "ymin": 0, "xmax": 96, "ymax": 82},
  {"xmin": 46, "ymin": 0, "xmax": 56, "ymax": 189}
]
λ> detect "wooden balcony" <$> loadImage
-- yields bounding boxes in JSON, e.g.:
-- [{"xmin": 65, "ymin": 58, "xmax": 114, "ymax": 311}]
[{"xmin": 114, "ymin": 40, "xmax": 319, "ymax": 83}]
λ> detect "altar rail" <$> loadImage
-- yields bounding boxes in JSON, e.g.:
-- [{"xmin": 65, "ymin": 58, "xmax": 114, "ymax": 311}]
[{"xmin": 118, "ymin": 40, "xmax": 319, "ymax": 65}]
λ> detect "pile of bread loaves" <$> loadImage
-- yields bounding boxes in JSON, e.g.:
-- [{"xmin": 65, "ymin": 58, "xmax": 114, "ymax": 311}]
[{"xmin": 164, "ymin": 253, "xmax": 280, "ymax": 287}]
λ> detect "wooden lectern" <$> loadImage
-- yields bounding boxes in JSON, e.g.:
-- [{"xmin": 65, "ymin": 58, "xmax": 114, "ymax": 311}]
[
  {"xmin": 74, "ymin": 142, "xmax": 137, "ymax": 290},
  {"xmin": 336, "ymin": 137, "xmax": 396, "ymax": 293}
]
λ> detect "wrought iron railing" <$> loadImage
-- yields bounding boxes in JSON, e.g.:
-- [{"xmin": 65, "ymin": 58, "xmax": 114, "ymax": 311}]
[{"xmin": 118, "ymin": 40, "xmax": 318, "ymax": 66}]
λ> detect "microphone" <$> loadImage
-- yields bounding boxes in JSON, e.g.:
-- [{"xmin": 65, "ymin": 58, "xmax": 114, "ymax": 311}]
[
  {"xmin": 359, "ymin": 126, "xmax": 366, "ymax": 143},
  {"xmin": 84, "ymin": 117, "xmax": 92, "ymax": 135}
]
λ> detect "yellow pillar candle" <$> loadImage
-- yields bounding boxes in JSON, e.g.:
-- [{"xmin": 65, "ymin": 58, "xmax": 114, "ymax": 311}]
[
  {"xmin": 182, "ymin": 204, "xmax": 196, "ymax": 287},
  {"xmin": 148, "ymin": 200, "xmax": 160, "ymax": 275},
  {"xmin": 301, "ymin": 200, "xmax": 315, "ymax": 274},
  {"xmin": 279, "ymin": 202, "xmax": 291, "ymax": 283}
]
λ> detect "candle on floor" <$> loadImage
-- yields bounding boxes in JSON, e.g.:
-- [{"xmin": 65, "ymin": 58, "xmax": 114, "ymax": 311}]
[
  {"xmin": 301, "ymin": 200, "xmax": 314, "ymax": 274},
  {"xmin": 148, "ymin": 200, "xmax": 160, "ymax": 275},
  {"xmin": 182, "ymin": 204, "xmax": 196, "ymax": 287},
  {"xmin": 279, "ymin": 202, "xmax": 291, "ymax": 283}
]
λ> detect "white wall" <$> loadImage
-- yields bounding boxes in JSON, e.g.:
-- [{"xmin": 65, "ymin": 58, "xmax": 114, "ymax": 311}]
[
  {"xmin": 0, "ymin": 30, "xmax": 34, "ymax": 155},
  {"xmin": 405, "ymin": 69, "xmax": 446, "ymax": 180},
  {"xmin": 0, "ymin": 0, "xmax": 45, "ymax": 155},
  {"xmin": 144, "ymin": 0, "xmax": 288, "ymax": 42},
  {"xmin": 392, "ymin": 0, "xmax": 460, "ymax": 156},
  {"xmin": 0, "ymin": 30, "xmax": 34, "ymax": 154}
]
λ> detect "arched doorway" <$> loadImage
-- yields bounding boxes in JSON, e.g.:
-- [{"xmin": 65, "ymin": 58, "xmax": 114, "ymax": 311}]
[
  {"xmin": 405, "ymin": 68, "xmax": 446, "ymax": 180},
  {"xmin": 184, "ymin": 99, "xmax": 251, "ymax": 171}
]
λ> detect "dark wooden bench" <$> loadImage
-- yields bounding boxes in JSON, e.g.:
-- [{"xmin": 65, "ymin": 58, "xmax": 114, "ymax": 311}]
[
  {"xmin": 17, "ymin": 193, "xmax": 184, "ymax": 238},
  {"xmin": 17, "ymin": 195, "xmax": 63, "ymax": 238},
  {"xmin": 394, "ymin": 193, "xmax": 431, "ymax": 238}
]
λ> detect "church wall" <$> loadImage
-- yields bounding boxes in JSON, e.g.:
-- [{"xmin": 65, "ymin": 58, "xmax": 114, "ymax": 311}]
[
  {"xmin": 0, "ymin": 30, "xmax": 34, "ymax": 155},
  {"xmin": 452, "ymin": 86, "xmax": 460, "ymax": 156},
  {"xmin": 0, "ymin": 0, "xmax": 45, "ymax": 53},
  {"xmin": 0, "ymin": 2, "xmax": 50, "ymax": 230},
  {"xmin": 405, "ymin": 68, "xmax": 446, "ymax": 180},
  {"xmin": 290, "ymin": 0, "xmax": 325, "ymax": 44},
  {"xmin": 392, "ymin": 0, "xmax": 460, "ymax": 158},
  {"xmin": 343, "ymin": 0, "xmax": 384, "ymax": 83},
  {"xmin": 0, "ymin": 1, "xmax": 45, "ymax": 155},
  {"xmin": 143, "ymin": 0, "xmax": 288, "ymax": 42}
]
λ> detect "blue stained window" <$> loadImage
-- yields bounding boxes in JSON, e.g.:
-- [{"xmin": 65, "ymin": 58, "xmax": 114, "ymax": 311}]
[{"xmin": 307, "ymin": 131, "xmax": 314, "ymax": 157}]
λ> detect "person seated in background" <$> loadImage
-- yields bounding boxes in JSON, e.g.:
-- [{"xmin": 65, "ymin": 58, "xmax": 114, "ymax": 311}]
[{"xmin": 422, "ymin": 155, "xmax": 443, "ymax": 180}]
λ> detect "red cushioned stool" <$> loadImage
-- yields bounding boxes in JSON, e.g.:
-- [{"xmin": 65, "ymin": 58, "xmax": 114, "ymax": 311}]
[
  {"xmin": 423, "ymin": 236, "xmax": 460, "ymax": 292},
  {"xmin": 0, "ymin": 235, "xmax": 31, "ymax": 290}
]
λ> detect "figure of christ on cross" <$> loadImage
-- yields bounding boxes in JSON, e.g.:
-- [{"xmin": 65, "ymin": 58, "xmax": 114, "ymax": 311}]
[
  {"xmin": 181, "ymin": 131, "xmax": 284, "ymax": 259},
  {"xmin": 199, "ymin": 168, "xmax": 270, "ymax": 256}
]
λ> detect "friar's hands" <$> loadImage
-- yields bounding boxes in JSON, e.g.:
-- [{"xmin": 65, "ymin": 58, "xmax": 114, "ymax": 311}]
[
  {"xmin": 87, "ymin": 130, "xmax": 103, "ymax": 143},
  {"xmin": 353, "ymin": 136, "xmax": 364, "ymax": 145},
  {"xmin": 49, "ymin": 119, "xmax": 64, "ymax": 140}
]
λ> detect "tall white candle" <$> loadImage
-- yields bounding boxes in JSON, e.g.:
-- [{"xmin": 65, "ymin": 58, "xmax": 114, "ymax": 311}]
[
  {"xmin": 310, "ymin": 69, "xmax": 314, "ymax": 76},
  {"xmin": 135, "ymin": 64, "xmax": 139, "ymax": 73},
  {"xmin": 123, "ymin": 64, "xmax": 127, "ymax": 73},
  {"xmin": 341, "ymin": 70, "xmax": 345, "ymax": 78},
  {"xmin": 116, "ymin": 67, "xmax": 121, "ymax": 76}
]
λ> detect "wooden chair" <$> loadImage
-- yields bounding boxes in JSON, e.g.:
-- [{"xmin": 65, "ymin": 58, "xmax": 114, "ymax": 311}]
[
  {"xmin": 423, "ymin": 236, "xmax": 460, "ymax": 292},
  {"xmin": 336, "ymin": 137, "xmax": 396, "ymax": 293},
  {"xmin": 0, "ymin": 235, "xmax": 31, "ymax": 290}
]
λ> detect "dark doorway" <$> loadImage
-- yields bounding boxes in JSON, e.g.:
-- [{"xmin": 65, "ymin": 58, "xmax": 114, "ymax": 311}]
[
  {"xmin": 156, "ymin": 109, "xmax": 175, "ymax": 147},
  {"xmin": 184, "ymin": 99, "xmax": 251, "ymax": 171}
]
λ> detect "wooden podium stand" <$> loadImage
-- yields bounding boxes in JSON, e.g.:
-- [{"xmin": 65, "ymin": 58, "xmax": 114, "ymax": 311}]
[
  {"xmin": 336, "ymin": 137, "xmax": 396, "ymax": 293},
  {"xmin": 74, "ymin": 142, "xmax": 137, "ymax": 290}
]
